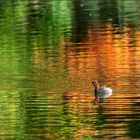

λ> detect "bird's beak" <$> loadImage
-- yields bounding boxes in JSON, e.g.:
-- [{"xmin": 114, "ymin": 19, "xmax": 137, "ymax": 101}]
[{"xmin": 91, "ymin": 83, "xmax": 94, "ymax": 86}]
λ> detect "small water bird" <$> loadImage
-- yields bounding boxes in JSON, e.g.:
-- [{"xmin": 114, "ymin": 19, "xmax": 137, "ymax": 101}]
[{"xmin": 91, "ymin": 81, "xmax": 113, "ymax": 103}]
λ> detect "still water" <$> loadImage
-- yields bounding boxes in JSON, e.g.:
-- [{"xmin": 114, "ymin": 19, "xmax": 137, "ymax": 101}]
[{"xmin": 0, "ymin": 0, "xmax": 140, "ymax": 139}]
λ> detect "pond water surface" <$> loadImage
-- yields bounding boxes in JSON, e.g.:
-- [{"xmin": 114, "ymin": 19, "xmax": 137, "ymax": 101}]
[{"xmin": 0, "ymin": 0, "xmax": 140, "ymax": 139}]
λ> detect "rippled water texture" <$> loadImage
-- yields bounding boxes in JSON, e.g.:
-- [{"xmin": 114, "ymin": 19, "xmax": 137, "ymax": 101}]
[{"xmin": 0, "ymin": 0, "xmax": 140, "ymax": 139}]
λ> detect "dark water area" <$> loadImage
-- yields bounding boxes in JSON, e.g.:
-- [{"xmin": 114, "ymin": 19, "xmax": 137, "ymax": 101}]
[{"xmin": 0, "ymin": 0, "xmax": 140, "ymax": 139}]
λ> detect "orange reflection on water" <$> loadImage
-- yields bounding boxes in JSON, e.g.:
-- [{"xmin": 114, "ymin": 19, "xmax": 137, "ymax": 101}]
[
  {"xmin": 63, "ymin": 21, "xmax": 140, "ymax": 81},
  {"xmin": 61, "ymin": 21, "xmax": 140, "ymax": 138}
]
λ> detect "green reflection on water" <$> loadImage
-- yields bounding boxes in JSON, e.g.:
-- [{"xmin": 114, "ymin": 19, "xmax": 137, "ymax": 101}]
[
  {"xmin": 35, "ymin": 0, "xmax": 73, "ymax": 46},
  {"xmin": 0, "ymin": 90, "xmax": 28, "ymax": 140},
  {"xmin": 0, "ymin": 1, "xmax": 73, "ymax": 139}
]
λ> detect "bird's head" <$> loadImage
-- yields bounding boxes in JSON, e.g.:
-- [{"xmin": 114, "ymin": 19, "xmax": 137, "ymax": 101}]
[{"xmin": 91, "ymin": 81, "xmax": 99, "ymax": 88}]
